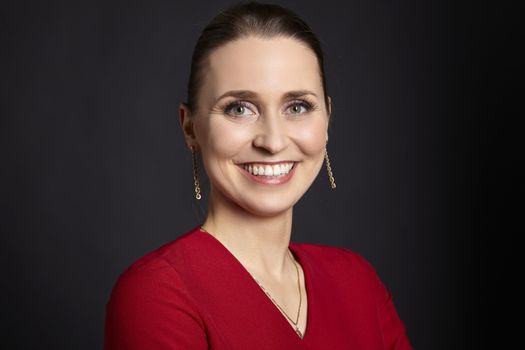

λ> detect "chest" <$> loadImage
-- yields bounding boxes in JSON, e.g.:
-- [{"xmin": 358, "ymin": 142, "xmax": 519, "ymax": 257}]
[{"xmin": 186, "ymin": 265, "xmax": 385, "ymax": 350}]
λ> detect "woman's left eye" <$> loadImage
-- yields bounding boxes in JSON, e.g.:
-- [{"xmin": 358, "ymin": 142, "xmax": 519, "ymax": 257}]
[{"xmin": 286, "ymin": 101, "xmax": 312, "ymax": 114}]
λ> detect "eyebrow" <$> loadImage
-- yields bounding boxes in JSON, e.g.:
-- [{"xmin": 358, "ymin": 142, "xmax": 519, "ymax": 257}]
[{"xmin": 214, "ymin": 89, "xmax": 318, "ymax": 104}]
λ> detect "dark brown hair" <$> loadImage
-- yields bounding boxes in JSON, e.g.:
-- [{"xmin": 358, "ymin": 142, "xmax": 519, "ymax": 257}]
[{"xmin": 184, "ymin": 1, "xmax": 330, "ymax": 115}]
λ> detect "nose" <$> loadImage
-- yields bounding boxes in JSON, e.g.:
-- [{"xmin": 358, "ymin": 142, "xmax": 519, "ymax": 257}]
[{"xmin": 252, "ymin": 113, "xmax": 289, "ymax": 154}]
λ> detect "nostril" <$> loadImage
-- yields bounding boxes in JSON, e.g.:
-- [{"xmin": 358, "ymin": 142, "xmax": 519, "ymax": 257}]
[{"xmin": 252, "ymin": 137, "xmax": 288, "ymax": 155}]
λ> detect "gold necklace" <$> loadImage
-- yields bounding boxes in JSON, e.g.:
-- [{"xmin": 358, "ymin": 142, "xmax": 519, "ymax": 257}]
[
  {"xmin": 199, "ymin": 226, "xmax": 304, "ymax": 338},
  {"xmin": 252, "ymin": 249, "xmax": 303, "ymax": 338}
]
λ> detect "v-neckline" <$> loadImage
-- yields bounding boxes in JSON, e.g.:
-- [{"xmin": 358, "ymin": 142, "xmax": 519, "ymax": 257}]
[{"xmin": 197, "ymin": 227, "xmax": 312, "ymax": 341}]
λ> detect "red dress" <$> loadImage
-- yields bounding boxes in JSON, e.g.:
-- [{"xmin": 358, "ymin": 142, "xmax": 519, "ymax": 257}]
[{"xmin": 104, "ymin": 226, "xmax": 413, "ymax": 349}]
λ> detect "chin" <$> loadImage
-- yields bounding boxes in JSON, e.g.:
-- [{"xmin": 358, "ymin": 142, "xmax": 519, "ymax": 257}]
[
  {"xmin": 209, "ymin": 174, "xmax": 312, "ymax": 217},
  {"xmin": 234, "ymin": 191, "xmax": 303, "ymax": 217},
  {"xmin": 239, "ymin": 201, "xmax": 294, "ymax": 218}
]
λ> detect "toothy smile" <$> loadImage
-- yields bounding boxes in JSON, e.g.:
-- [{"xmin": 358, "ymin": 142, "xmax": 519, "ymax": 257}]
[{"xmin": 239, "ymin": 162, "xmax": 295, "ymax": 177}]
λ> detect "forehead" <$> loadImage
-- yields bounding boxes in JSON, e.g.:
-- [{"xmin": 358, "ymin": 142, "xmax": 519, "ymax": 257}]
[{"xmin": 203, "ymin": 36, "xmax": 322, "ymax": 101}]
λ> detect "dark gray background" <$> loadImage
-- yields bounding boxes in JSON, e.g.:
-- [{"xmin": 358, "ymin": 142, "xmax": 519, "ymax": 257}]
[{"xmin": 2, "ymin": 0, "xmax": 491, "ymax": 349}]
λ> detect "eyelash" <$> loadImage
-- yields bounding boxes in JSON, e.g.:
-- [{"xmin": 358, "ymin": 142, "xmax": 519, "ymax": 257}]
[{"xmin": 221, "ymin": 99, "xmax": 317, "ymax": 117}]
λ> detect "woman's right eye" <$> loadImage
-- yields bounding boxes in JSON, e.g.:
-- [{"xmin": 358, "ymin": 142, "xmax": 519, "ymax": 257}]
[{"xmin": 224, "ymin": 101, "xmax": 256, "ymax": 117}]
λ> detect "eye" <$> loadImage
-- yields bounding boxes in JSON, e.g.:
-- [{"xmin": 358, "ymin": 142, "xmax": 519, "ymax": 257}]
[
  {"xmin": 223, "ymin": 101, "xmax": 257, "ymax": 118},
  {"xmin": 286, "ymin": 100, "xmax": 314, "ymax": 115}
]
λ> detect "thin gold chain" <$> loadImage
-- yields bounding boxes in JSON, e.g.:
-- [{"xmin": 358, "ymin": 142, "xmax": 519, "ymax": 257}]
[
  {"xmin": 252, "ymin": 250, "xmax": 302, "ymax": 334},
  {"xmin": 199, "ymin": 226, "xmax": 304, "ymax": 338}
]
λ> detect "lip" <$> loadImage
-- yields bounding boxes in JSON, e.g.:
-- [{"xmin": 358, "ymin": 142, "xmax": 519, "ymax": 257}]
[{"xmin": 236, "ymin": 162, "xmax": 297, "ymax": 185}]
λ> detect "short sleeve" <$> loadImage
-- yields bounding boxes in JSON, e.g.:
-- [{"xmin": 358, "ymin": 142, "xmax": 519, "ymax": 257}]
[
  {"xmin": 350, "ymin": 251, "xmax": 414, "ymax": 350},
  {"xmin": 103, "ymin": 257, "xmax": 208, "ymax": 350}
]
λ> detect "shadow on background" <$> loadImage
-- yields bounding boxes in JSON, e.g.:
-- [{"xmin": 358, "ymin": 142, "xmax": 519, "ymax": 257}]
[{"xmin": 1, "ymin": 0, "xmax": 492, "ymax": 348}]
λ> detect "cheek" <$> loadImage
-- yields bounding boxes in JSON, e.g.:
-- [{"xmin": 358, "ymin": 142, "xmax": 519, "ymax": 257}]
[
  {"xmin": 291, "ymin": 118, "xmax": 328, "ymax": 156},
  {"xmin": 197, "ymin": 117, "xmax": 252, "ymax": 159}
]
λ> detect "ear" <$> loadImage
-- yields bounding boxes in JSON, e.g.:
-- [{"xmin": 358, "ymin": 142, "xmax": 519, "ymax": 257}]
[{"xmin": 179, "ymin": 102, "xmax": 198, "ymax": 149}]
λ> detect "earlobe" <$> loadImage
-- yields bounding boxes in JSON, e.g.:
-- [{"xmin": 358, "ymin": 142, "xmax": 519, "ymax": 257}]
[{"xmin": 179, "ymin": 102, "xmax": 198, "ymax": 149}]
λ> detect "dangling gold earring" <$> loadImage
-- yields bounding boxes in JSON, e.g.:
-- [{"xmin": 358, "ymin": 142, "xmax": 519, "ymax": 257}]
[
  {"xmin": 325, "ymin": 146, "xmax": 336, "ymax": 189},
  {"xmin": 191, "ymin": 146, "xmax": 202, "ymax": 200}
]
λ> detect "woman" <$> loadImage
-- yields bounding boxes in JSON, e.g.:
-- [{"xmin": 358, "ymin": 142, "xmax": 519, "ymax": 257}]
[{"xmin": 104, "ymin": 2, "xmax": 413, "ymax": 349}]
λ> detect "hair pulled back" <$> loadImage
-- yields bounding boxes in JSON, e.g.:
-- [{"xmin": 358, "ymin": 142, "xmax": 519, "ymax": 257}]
[{"xmin": 185, "ymin": 1, "xmax": 329, "ymax": 114}]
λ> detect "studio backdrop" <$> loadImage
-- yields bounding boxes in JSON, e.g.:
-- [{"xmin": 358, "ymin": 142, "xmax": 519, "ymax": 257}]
[{"xmin": 1, "ymin": 0, "xmax": 486, "ymax": 349}]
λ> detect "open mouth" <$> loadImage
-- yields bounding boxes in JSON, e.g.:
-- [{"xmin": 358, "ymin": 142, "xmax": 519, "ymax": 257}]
[
  {"xmin": 236, "ymin": 162, "xmax": 297, "ymax": 184},
  {"xmin": 240, "ymin": 162, "xmax": 295, "ymax": 177}
]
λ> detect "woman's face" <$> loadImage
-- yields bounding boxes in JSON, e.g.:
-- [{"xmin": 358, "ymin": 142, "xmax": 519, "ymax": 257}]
[{"xmin": 181, "ymin": 36, "xmax": 331, "ymax": 217}]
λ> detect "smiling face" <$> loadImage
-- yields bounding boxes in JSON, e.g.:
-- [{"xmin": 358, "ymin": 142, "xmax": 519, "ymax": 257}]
[{"xmin": 180, "ymin": 36, "xmax": 331, "ymax": 217}]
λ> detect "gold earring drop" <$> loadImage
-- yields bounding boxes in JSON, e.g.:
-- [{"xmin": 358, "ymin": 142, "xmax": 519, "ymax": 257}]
[
  {"xmin": 325, "ymin": 146, "xmax": 336, "ymax": 189},
  {"xmin": 191, "ymin": 147, "xmax": 202, "ymax": 200}
]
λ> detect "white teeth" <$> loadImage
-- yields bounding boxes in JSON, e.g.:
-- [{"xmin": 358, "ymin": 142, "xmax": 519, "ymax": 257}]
[{"xmin": 241, "ymin": 162, "xmax": 295, "ymax": 177}]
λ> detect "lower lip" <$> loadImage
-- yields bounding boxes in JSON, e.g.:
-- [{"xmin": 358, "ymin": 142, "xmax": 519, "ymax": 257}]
[{"xmin": 237, "ymin": 164, "xmax": 297, "ymax": 185}]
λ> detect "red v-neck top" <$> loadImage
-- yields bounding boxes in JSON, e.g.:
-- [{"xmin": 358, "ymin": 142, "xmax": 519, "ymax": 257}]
[{"xmin": 104, "ymin": 226, "xmax": 413, "ymax": 349}]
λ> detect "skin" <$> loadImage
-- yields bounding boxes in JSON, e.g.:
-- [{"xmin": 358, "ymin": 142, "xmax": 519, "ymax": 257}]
[{"xmin": 179, "ymin": 36, "xmax": 331, "ymax": 336}]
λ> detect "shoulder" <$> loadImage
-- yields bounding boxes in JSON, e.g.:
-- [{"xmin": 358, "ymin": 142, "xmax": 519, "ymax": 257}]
[
  {"xmin": 107, "ymin": 245, "xmax": 195, "ymax": 316},
  {"xmin": 121, "ymin": 226, "xmax": 202, "ymax": 275},
  {"xmin": 106, "ymin": 226, "xmax": 206, "ymax": 314},
  {"xmin": 293, "ymin": 242, "xmax": 377, "ymax": 273},
  {"xmin": 292, "ymin": 246, "xmax": 413, "ymax": 348},
  {"xmin": 295, "ymin": 242, "xmax": 399, "ymax": 310},
  {"xmin": 292, "ymin": 241, "xmax": 384, "ymax": 291},
  {"xmin": 104, "ymin": 226, "xmax": 209, "ymax": 349}
]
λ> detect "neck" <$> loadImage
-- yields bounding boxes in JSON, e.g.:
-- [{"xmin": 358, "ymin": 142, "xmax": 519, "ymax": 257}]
[{"xmin": 202, "ymin": 187, "xmax": 293, "ymax": 280}]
